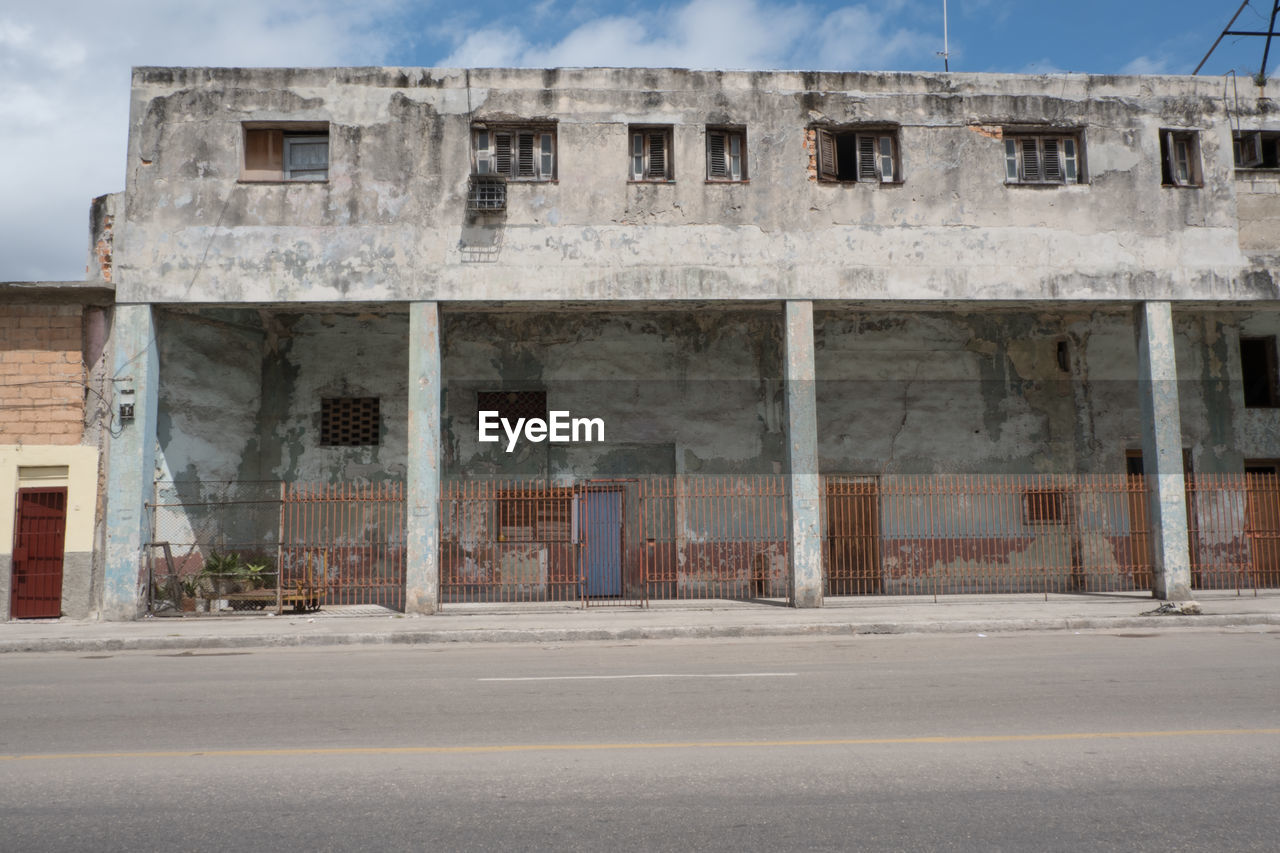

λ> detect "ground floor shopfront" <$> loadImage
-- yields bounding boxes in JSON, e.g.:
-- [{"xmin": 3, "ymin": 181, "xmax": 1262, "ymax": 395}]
[{"xmin": 93, "ymin": 300, "xmax": 1280, "ymax": 619}]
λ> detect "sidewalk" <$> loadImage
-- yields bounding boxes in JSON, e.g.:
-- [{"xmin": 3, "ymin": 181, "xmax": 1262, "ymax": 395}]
[{"xmin": 3, "ymin": 590, "xmax": 1279, "ymax": 654}]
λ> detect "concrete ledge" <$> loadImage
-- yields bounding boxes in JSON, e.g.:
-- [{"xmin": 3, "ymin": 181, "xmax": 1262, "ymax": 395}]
[{"xmin": 3, "ymin": 612, "xmax": 1277, "ymax": 655}]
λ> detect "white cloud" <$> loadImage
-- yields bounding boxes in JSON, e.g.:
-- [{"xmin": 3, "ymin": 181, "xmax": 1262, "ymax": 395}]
[
  {"xmin": 0, "ymin": 1, "xmax": 404, "ymax": 281},
  {"xmin": 1120, "ymin": 55, "xmax": 1171, "ymax": 75},
  {"xmin": 441, "ymin": 1, "xmax": 934, "ymax": 71}
]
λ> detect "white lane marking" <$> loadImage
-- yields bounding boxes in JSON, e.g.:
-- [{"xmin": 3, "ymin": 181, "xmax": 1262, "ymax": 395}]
[{"xmin": 478, "ymin": 672, "xmax": 798, "ymax": 682}]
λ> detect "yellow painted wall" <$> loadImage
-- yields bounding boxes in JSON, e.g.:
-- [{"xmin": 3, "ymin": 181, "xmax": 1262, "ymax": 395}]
[{"xmin": 1, "ymin": 444, "xmax": 101, "ymax": 557}]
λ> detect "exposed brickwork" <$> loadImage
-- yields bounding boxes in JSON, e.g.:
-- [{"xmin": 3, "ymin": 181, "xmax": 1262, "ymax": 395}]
[
  {"xmin": 94, "ymin": 214, "xmax": 114, "ymax": 282},
  {"xmin": 0, "ymin": 304, "xmax": 86, "ymax": 445},
  {"xmin": 803, "ymin": 127, "xmax": 817, "ymax": 182}
]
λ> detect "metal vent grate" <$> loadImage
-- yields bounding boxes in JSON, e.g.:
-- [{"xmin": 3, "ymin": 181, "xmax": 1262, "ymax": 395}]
[
  {"xmin": 320, "ymin": 397, "xmax": 380, "ymax": 446},
  {"xmin": 476, "ymin": 390, "xmax": 546, "ymax": 423}
]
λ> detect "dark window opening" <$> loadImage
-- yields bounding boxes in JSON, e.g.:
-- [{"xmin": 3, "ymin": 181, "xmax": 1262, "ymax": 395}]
[
  {"xmin": 1160, "ymin": 130, "xmax": 1202, "ymax": 188},
  {"xmin": 320, "ymin": 397, "xmax": 380, "ymax": 446},
  {"xmin": 496, "ymin": 487, "xmax": 573, "ymax": 543},
  {"xmin": 477, "ymin": 390, "xmax": 548, "ymax": 423},
  {"xmin": 1241, "ymin": 337, "xmax": 1280, "ymax": 408},
  {"xmin": 1023, "ymin": 488, "xmax": 1068, "ymax": 524},
  {"xmin": 816, "ymin": 127, "xmax": 899, "ymax": 183}
]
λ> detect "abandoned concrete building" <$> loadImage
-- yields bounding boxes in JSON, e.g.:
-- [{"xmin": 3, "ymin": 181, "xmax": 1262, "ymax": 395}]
[{"xmin": 12, "ymin": 66, "xmax": 1280, "ymax": 620}]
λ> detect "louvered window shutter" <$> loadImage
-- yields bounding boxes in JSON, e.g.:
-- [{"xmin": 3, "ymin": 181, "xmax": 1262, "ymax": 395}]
[
  {"xmin": 494, "ymin": 133, "xmax": 512, "ymax": 176},
  {"xmin": 1042, "ymin": 137, "xmax": 1063, "ymax": 182},
  {"xmin": 708, "ymin": 131, "xmax": 727, "ymax": 178},
  {"xmin": 1021, "ymin": 137, "xmax": 1041, "ymax": 182},
  {"xmin": 647, "ymin": 131, "xmax": 666, "ymax": 179},
  {"xmin": 817, "ymin": 129, "xmax": 837, "ymax": 180},
  {"xmin": 857, "ymin": 135, "xmax": 879, "ymax": 181},
  {"xmin": 517, "ymin": 132, "xmax": 536, "ymax": 177}
]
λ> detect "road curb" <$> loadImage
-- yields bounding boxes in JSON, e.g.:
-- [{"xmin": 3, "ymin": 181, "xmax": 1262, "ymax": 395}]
[{"xmin": 2, "ymin": 612, "xmax": 1277, "ymax": 654}]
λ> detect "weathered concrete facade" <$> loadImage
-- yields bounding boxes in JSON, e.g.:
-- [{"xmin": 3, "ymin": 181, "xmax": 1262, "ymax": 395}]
[{"xmin": 86, "ymin": 67, "xmax": 1280, "ymax": 618}]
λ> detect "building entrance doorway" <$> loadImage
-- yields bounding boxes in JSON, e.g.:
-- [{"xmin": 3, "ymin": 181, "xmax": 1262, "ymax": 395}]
[
  {"xmin": 580, "ymin": 488, "xmax": 623, "ymax": 598},
  {"xmin": 10, "ymin": 488, "xmax": 68, "ymax": 619}
]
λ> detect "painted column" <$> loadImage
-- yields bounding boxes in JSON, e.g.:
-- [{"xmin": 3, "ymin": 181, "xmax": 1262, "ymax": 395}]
[
  {"xmin": 785, "ymin": 301, "xmax": 823, "ymax": 607},
  {"xmin": 1136, "ymin": 301, "xmax": 1192, "ymax": 600},
  {"xmin": 101, "ymin": 304, "xmax": 160, "ymax": 620},
  {"xmin": 405, "ymin": 301, "xmax": 441, "ymax": 614}
]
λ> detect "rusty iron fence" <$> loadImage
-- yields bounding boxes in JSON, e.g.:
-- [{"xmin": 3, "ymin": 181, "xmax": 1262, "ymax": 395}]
[
  {"xmin": 822, "ymin": 474, "xmax": 1155, "ymax": 596},
  {"xmin": 439, "ymin": 476, "xmax": 790, "ymax": 606},
  {"xmin": 822, "ymin": 473, "xmax": 1280, "ymax": 596},
  {"xmin": 1187, "ymin": 472, "xmax": 1280, "ymax": 592},
  {"xmin": 148, "ymin": 480, "xmax": 405, "ymax": 615},
  {"xmin": 281, "ymin": 482, "xmax": 406, "ymax": 610},
  {"xmin": 147, "ymin": 471, "xmax": 1279, "ymax": 614},
  {"xmin": 640, "ymin": 476, "xmax": 790, "ymax": 602},
  {"xmin": 440, "ymin": 480, "xmax": 584, "ymax": 605}
]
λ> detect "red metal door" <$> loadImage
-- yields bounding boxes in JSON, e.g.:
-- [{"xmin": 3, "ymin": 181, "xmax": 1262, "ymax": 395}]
[{"xmin": 11, "ymin": 488, "xmax": 68, "ymax": 619}]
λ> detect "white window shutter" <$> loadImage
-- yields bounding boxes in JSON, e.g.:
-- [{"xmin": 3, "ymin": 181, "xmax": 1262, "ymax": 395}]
[
  {"xmin": 540, "ymin": 133, "xmax": 554, "ymax": 179},
  {"xmin": 1062, "ymin": 137, "xmax": 1078, "ymax": 182},
  {"xmin": 878, "ymin": 136, "xmax": 895, "ymax": 182},
  {"xmin": 475, "ymin": 130, "xmax": 491, "ymax": 174},
  {"xmin": 632, "ymin": 133, "xmax": 644, "ymax": 179}
]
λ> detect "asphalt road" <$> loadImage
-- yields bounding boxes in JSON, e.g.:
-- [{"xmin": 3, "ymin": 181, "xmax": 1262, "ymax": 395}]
[{"xmin": 2, "ymin": 628, "xmax": 1278, "ymax": 851}]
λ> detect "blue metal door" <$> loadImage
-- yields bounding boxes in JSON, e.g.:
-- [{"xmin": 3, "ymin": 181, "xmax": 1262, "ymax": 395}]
[{"xmin": 583, "ymin": 490, "xmax": 623, "ymax": 597}]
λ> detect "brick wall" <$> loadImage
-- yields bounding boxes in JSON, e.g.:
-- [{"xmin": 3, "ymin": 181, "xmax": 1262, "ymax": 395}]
[{"xmin": 0, "ymin": 305, "xmax": 86, "ymax": 445}]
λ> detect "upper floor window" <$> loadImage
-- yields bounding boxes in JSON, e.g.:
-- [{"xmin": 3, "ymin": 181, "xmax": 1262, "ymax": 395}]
[
  {"xmin": 1160, "ymin": 130, "xmax": 1203, "ymax": 188},
  {"xmin": 242, "ymin": 124, "xmax": 329, "ymax": 182},
  {"xmin": 1234, "ymin": 130, "xmax": 1280, "ymax": 169},
  {"xmin": 706, "ymin": 127, "xmax": 746, "ymax": 181},
  {"xmin": 1004, "ymin": 132, "xmax": 1082, "ymax": 185},
  {"xmin": 473, "ymin": 125, "xmax": 556, "ymax": 181},
  {"xmin": 815, "ymin": 127, "xmax": 899, "ymax": 183},
  {"xmin": 630, "ymin": 126, "xmax": 673, "ymax": 181},
  {"xmin": 1241, "ymin": 336, "xmax": 1279, "ymax": 409}
]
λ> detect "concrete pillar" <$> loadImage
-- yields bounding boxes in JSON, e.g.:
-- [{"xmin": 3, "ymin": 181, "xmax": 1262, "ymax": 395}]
[
  {"xmin": 101, "ymin": 304, "xmax": 159, "ymax": 620},
  {"xmin": 1135, "ymin": 301, "xmax": 1192, "ymax": 600},
  {"xmin": 405, "ymin": 302, "xmax": 441, "ymax": 614},
  {"xmin": 784, "ymin": 301, "xmax": 823, "ymax": 607}
]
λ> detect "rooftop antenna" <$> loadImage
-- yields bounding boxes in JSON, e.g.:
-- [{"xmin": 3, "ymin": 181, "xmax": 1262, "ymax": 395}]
[
  {"xmin": 938, "ymin": 0, "xmax": 951, "ymax": 71},
  {"xmin": 1195, "ymin": 1, "xmax": 1280, "ymax": 80}
]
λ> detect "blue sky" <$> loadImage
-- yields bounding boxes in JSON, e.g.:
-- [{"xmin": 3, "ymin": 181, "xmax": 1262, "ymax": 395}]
[{"xmin": 2, "ymin": 1, "xmax": 1277, "ymax": 281}]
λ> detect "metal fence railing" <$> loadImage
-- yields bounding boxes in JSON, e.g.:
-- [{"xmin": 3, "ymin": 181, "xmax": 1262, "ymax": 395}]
[
  {"xmin": 439, "ymin": 476, "xmax": 790, "ymax": 607},
  {"xmin": 822, "ymin": 473, "xmax": 1280, "ymax": 597},
  {"xmin": 640, "ymin": 476, "xmax": 789, "ymax": 603},
  {"xmin": 146, "ymin": 471, "xmax": 1279, "ymax": 614},
  {"xmin": 148, "ymin": 480, "xmax": 405, "ymax": 615},
  {"xmin": 822, "ymin": 474, "xmax": 1152, "ymax": 597},
  {"xmin": 1188, "ymin": 472, "xmax": 1280, "ymax": 593}
]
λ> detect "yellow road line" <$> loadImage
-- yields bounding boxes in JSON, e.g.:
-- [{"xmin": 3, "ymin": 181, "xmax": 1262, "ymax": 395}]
[{"xmin": 3, "ymin": 728, "xmax": 1279, "ymax": 762}]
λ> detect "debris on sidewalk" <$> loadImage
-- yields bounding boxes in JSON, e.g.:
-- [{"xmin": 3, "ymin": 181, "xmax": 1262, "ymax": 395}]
[{"xmin": 1141, "ymin": 601, "xmax": 1202, "ymax": 616}]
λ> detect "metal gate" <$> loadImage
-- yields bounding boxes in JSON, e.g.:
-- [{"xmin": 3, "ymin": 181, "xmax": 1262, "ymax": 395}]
[{"xmin": 10, "ymin": 488, "xmax": 67, "ymax": 619}]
